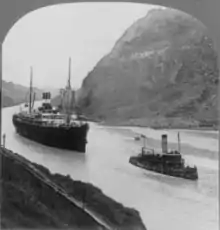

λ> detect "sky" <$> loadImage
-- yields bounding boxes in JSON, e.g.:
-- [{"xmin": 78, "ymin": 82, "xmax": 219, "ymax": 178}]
[{"xmin": 2, "ymin": 2, "xmax": 159, "ymax": 89}]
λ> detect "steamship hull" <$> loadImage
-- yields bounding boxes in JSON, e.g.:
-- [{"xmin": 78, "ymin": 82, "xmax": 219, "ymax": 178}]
[
  {"xmin": 12, "ymin": 115, "xmax": 89, "ymax": 153},
  {"xmin": 129, "ymin": 156, "xmax": 198, "ymax": 180}
]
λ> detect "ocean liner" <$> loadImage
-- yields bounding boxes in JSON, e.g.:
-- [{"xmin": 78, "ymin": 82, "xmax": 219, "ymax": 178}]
[
  {"xmin": 129, "ymin": 133, "xmax": 198, "ymax": 180},
  {"xmin": 12, "ymin": 58, "xmax": 89, "ymax": 152}
]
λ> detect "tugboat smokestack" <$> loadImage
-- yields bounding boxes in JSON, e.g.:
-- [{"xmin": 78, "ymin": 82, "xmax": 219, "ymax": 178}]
[
  {"xmin": 161, "ymin": 134, "xmax": 168, "ymax": 153},
  {"xmin": 129, "ymin": 133, "xmax": 198, "ymax": 180}
]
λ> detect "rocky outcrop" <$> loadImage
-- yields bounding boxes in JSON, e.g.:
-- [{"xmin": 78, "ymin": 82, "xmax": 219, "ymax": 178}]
[
  {"xmin": 78, "ymin": 8, "xmax": 219, "ymax": 129},
  {"xmin": 1, "ymin": 147, "xmax": 146, "ymax": 230}
]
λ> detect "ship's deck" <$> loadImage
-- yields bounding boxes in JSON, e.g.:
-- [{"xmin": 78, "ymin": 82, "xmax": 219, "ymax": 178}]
[{"xmin": 14, "ymin": 111, "xmax": 87, "ymax": 128}]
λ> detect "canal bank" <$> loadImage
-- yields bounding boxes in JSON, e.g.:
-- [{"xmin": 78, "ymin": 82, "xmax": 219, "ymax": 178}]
[{"xmin": 1, "ymin": 146, "xmax": 147, "ymax": 230}]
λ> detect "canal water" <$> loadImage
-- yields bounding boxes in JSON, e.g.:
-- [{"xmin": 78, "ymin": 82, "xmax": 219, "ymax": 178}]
[{"xmin": 2, "ymin": 104, "xmax": 219, "ymax": 230}]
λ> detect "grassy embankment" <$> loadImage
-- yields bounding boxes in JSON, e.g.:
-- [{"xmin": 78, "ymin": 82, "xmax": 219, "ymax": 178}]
[{"xmin": 1, "ymin": 147, "xmax": 146, "ymax": 230}]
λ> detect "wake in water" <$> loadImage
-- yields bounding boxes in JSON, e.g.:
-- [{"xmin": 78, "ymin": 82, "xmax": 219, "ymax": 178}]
[{"xmin": 103, "ymin": 125, "xmax": 219, "ymax": 152}]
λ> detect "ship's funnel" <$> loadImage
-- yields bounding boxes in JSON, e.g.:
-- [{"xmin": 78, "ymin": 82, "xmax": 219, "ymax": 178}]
[{"xmin": 161, "ymin": 134, "xmax": 168, "ymax": 153}]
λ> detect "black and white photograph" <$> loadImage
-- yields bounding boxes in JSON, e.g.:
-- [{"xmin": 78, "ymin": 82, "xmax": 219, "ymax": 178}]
[{"xmin": 1, "ymin": 1, "xmax": 219, "ymax": 230}]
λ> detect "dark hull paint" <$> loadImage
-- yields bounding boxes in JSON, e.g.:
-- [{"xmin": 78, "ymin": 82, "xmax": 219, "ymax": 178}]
[
  {"xmin": 12, "ymin": 115, "xmax": 89, "ymax": 153},
  {"xmin": 129, "ymin": 157, "xmax": 198, "ymax": 181}
]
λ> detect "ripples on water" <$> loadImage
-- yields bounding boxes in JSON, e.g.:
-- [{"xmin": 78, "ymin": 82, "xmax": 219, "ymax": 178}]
[{"xmin": 2, "ymin": 106, "xmax": 219, "ymax": 230}]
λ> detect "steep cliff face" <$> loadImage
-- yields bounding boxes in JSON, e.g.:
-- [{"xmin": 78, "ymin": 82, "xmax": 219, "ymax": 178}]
[{"xmin": 78, "ymin": 8, "xmax": 219, "ymax": 129}]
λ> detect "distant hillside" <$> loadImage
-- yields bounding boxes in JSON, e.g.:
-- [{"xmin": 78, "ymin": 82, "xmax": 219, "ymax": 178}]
[
  {"xmin": 78, "ymin": 8, "xmax": 219, "ymax": 129},
  {"xmin": 2, "ymin": 94, "xmax": 14, "ymax": 107},
  {"xmin": 2, "ymin": 81, "xmax": 60, "ymax": 108},
  {"xmin": 2, "ymin": 80, "xmax": 41, "ymax": 107}
]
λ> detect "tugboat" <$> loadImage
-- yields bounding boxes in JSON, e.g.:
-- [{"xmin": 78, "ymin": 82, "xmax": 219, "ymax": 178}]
[
  {"xmin": 129, "ymin": 133, "xmax": 198, "ymax": 180},
  {"xmin": 12, "ymin": 58, "xmax": 89, "ymax": 153}
]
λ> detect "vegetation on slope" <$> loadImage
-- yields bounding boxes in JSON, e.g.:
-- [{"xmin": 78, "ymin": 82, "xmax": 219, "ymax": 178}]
[
  {"xmin": 33, "ymin": 163, "xmax": 146, "ymax": 230},
  {"xmin": 1, "ymin": 147, "xmax": 146, "ymax": 230}
]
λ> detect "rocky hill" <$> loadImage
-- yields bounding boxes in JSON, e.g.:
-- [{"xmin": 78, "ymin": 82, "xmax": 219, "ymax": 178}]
[{"xmin": 78, "ymin": 8, "xmax": 219, "ymax": 129}]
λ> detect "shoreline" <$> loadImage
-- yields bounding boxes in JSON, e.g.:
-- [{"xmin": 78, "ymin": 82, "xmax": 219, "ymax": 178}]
[
  {"xmin": 2, "ymin": 99, "xmax": 42, "ymax": 109},
  {"xmin": 3, "ymin": 102, "xmax": 217, "ymax": 132},
  {"xmin": 96, "ymin": 120, "xmax": 218, "ymax": 132}
]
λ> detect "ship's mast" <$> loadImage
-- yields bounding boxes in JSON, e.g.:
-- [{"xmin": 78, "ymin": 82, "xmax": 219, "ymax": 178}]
[
  {"xmin": 142, "ymin": 134, "xmax": 146, "ymax": 148},
  {"xmin": 68, "ymin": 57, "xmax": 71, "ymax": 89},
  {"xmin": 177, "ymin": 132, "xmax": 181, "ymax": 152},
  {"xmin": 141, "ymin": 134, "xmax": 146, "ymax": 156},
  {"xmin": 29, "ymin": 66, "xmax": 33, "ymax": 114},
  {"xmin": 66, "ymin": 57, "xmax": 72, "ymax": 124}
]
